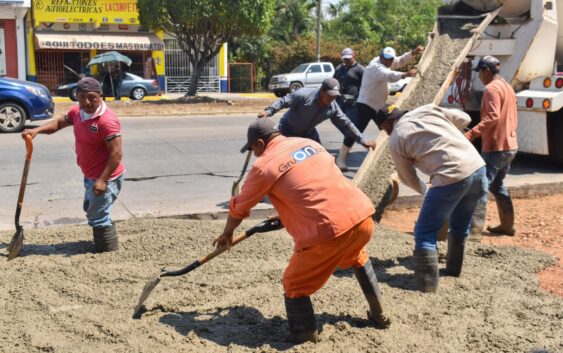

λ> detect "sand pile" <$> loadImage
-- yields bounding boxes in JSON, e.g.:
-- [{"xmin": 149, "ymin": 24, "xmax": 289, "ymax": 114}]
[{"xmin": 1, "ymin": 218, "xmax": 561, "ymax": 352}]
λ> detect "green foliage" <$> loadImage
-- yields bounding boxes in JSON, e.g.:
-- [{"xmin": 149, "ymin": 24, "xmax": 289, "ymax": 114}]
[{"xmin": 138, "ymin": 0, "xmax": 275, "ymax": 95}]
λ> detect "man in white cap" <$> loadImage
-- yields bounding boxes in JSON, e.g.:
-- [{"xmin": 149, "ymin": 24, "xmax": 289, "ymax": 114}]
[
  {"xmin": 340, "ymin": 45, "xmax": 423, "ymax": 156},
  {"xmin": 333, "ymin": 48, "xmax": 365, "ymax": 170},
  {"xmin": 258, "ymin": 77, "xmax": 376, "ymax": 150}
]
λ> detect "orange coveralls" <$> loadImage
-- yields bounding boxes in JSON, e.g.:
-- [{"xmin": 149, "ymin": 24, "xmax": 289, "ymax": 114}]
[{"xmin": 229, "ymin": 135, "xmax": 375, "ymax": 298}]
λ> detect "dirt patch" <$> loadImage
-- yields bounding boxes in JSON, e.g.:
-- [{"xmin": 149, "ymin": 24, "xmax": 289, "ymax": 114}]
[
  {"xmin": 381, "ymin": 193, "xmax": 563, "ymax": 298},
  {"xmin": 53, "ymin": 98, "xmax": 271, "ymax": 118},
  {"xmin": 1, "ymin": 218, "xmax": 561, "ymax": 352}
]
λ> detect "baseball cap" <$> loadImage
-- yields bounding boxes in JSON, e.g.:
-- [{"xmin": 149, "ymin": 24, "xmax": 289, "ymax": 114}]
[
  {"xmin": 381, "ymin": 47, "xmax": 396, "ymax": 60},
  {"xmin": 320, "ymin": 77, "xmax": 341, "ymax": 97},
  {"xmin": 341, "ymin": 48, "xmax": 354, "ymax": 59},
  {"xmin": 374, "ymin": 104, "xmax": 407, "ymax": 129},
  {"xmin": 240, "ymin": 118, "xmax": 279, "ymax": 153},
  {"xmin": 473, "ymin": 55, "xmax": 500, "ymax": 72},
  {"xmin": 76, "ymin": 77, "xmax": 102, "ymax": 93}
]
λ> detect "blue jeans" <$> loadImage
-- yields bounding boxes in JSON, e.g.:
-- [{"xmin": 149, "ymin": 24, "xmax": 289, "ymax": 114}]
[
  {"xmin": 337, "ymin": 98, "xmax": 359, "ymax": 147},
  {"xmin": 481, "ymin": 150, "xmax": 516, "ymax": 198},
  {"xmin": 83, "ymin": 174, "xmax": 124, "ymax": 228},
  {"xmin": 414, "ymin": 167, "xmax": 488, "ymax": 250}
]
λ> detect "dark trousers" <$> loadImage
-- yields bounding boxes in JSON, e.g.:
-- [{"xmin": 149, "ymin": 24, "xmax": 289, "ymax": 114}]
[
  {"xmin": 344, "ymin": 102, "xmax": 379, "ymax": 148},
  {"xmin": 338, "ymin": 97, "xmax": 359, "ymax": 147}
]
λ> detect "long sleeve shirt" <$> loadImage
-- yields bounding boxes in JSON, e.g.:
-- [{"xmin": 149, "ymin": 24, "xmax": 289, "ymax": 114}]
[
  {"xmin": 229, "ymin": 135, "xmax": 375, "ymax": 251},
  {"xmin": 263, "ymin": 87, "xmax": 368, "ymax": 145},
  {"xmin": 465, "ymin": 78, "xmax": 518, "ymax": 152},
  {"xmin": 357, "ymin": 52, "xmax": 413, "ymax": 111},
  {"xmin": 333, "ymin": 62, "xmax": 365, "ymax": 98},
  {"xmin": 389, "ymin": 104, "xmax": 485, "ymax": 194}
]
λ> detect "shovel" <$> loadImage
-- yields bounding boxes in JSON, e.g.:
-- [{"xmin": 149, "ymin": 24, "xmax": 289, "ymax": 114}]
[
  {"xmin": 7, "ymin": 135, "xmax": 33, "ymax": 261},
  {"xmin": 231, "ymin": 150, "xmax": 252, "ymax": 197},
  {"xmin": 132, "ymin": 217, "xmax": 283, "ymax": 319}
]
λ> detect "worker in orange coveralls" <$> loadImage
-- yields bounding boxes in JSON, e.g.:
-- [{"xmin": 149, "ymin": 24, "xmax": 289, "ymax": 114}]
[{"xmin": 213, "ymin": 118, "xmax": 391, "ymax": 345}]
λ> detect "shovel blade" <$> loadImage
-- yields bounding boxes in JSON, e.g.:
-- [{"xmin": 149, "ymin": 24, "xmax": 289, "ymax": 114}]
[
  {"xmin": 132, "ymin": 275, "xmax": 161, "ymax": 319},
  {"xmin": 7, "ymin": 230, "xmax": 24, "ymax": 261}
]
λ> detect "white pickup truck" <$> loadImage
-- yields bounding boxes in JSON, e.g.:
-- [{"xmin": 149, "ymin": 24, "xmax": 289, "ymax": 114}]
[{"xmin": 268, "ymin": 62, "xmax": 335, "ymax": 97}]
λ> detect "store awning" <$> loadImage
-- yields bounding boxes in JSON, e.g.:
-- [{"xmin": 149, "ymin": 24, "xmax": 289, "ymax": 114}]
[{"xmin": 34, "ymin": 32, "xmax": 164, "ymax": 51}]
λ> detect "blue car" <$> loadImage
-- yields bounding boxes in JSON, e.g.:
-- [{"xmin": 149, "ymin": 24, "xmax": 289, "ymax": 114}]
[
  {"xmin": 0, "ymin": 77, "xmax": 54, "ymax": 133},
  {"xmin": 56, "ymin": 73, "xmax": 160, "ymax": 101}
]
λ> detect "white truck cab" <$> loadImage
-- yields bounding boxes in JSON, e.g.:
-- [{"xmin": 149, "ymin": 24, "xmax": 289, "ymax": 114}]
[
  {"xmin": 441, "ymin": 0, "xmax": 563, "ymax": 162},
  {"xmin": 269, "ymin": 62, "xmax": 335, "ymax": 97}
]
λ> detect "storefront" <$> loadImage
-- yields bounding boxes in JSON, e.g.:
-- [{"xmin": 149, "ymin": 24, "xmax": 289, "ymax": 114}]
[
  {"xmin": 0, "ymin": 0, "xmax": 29, "ymax": 79},
  {"xmin": 28, "ymin": 0, "xmax": 165, "ymax": 93}
]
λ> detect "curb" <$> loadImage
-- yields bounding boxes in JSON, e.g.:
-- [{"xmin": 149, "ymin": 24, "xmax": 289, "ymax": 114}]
[
  {"xmin": 389, "ymin": 181, "xmax": 563, "ymax": 210},
  {"xmin": 154, "ymin": 182, "xmax": 563, "ymax": 222}
]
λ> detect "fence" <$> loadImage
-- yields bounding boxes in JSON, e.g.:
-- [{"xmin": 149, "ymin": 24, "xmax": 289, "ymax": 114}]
[
  {"xmin": 228, "ymin": 63, "xmax": 254, "ymax": 93},
  {"xmin": 164, "ymin": 39, "xmax": 220, "ymax": 93}
]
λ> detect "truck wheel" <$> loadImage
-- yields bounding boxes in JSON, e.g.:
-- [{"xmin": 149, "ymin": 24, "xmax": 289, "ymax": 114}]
[
  {"xmin": 289, "ymin": 82, "xmax": 303, "ymax": 93},
  {"xmin": 273, "ymin": 90, "xmax": 286, "ymax": 97},
  {"xmin": 0, "ymin": 102, "xmax": 27, "ymax": 133},
  {"xmin": 547, "ymin": 110, "xmax": 563, "ymax": 164}
]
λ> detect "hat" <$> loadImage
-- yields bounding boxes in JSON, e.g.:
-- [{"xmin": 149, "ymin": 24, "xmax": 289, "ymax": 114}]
[
  {"xmin": 374, "ymin": 104, "xmax": 407, "ymax": 129},
  {"xmin": 341, "ymin": 48, "xmax": 354, "ymax": 59},
  {"xmin": 320, "ymin": 77, "xmax": 341, "ymax": 97},
  {"xmin": 473, "ymin": 55, "xmax": 500, "ymax": 72},
  {"xmin": 76, "ymin": 77, "xmax": 102, "ymax": 93},
  {"xmin": 240, "ymin": 118, "xmax": 279, "ymax": 153},
  {"xmin": 381, "ymin": 47, "xmax": 396, "ymax": 60}
]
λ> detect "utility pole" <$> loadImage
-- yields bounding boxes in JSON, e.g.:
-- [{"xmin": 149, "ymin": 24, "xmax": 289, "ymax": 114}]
[{"xmin": 316, "ymin": 0, "xmax": 321, "ymax": 62}]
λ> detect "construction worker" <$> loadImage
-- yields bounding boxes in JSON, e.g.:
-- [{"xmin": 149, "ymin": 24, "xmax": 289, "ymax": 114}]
[
  {"xmin": 257, "ymin": 77, "xmax": 376, "ymax": 151},
  {"xmin": 22, "ymin": 77, "xmax": 124, "ymax": 253},
  {"xmin": 213, "ymin": 118, "xmax": 390, "ymax": 344},
  {"xmin": 465, "ymin": 56, "xmax": 518, "ymax": 241},
  {"xmin": 341, "ymin": 46, "xmax": 422, "ymax": 154},
  {"xmin": 376, "ymin": 104, "xmax": 487, "ymax": 292},
  {"xmin": 333, "ymin": 48, "xmax": 365, "ymax": 170}
]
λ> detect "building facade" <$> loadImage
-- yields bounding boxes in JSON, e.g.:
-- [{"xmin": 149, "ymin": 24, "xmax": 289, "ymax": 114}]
[
  {"xmin": 0, "ymin": 0, "xmax": 30, "ymax": 80},
  {"xmin": 28, "ymin": 0, "xmax": 165, "ymax": 93}
]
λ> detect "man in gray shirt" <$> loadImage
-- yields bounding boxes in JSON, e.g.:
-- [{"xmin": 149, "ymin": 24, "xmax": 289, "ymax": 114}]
[
  {"xmin": 377, "ymin": 104, "xmax": 486, "ymax": 293},
  {"xmin": 258, "ymin": 78, "xmax": 376, "ymax": 150}
]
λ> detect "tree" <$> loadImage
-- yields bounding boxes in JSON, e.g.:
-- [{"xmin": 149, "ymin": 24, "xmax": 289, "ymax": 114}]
[
  {"xmin": 138, "ymin": 0, "xmax": 275, "ymax": 96},
  {"xmin": 269, "ymin": 0, "xmax": 317, "ymax": 43}
]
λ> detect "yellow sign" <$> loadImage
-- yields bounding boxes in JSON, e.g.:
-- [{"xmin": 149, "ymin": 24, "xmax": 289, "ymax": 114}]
[{"xmin": 33, "ymin": 0, "xmax": 140, "ymax": 26}]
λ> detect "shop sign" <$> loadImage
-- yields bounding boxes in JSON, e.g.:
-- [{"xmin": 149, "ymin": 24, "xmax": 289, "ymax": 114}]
[
  {"xmin": 33, "ymin": 0, "xmax": 139, "ymax": 25},
  {"xmin": 37, "ymin": 36, "xmax": 164, "ymax": 51}
]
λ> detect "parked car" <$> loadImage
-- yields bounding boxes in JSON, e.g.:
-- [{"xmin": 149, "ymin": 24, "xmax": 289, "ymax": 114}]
[
  {"xmin": 269, "ymin": 62, "xmax": 335, "ymax": 97},
  {"xmin": 0, "ymin": 77, "xmax": 54, "ymax": 133},
  {"xmin": 56, "ymin": 72, "xmax": 160, "ymax": 101},
  {"xmin": 389, "ymin": 76, "xmax": 413, "ymax": 95}
]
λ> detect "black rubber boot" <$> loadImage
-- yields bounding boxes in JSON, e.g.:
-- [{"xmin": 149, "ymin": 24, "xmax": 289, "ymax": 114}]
[
  {"xmin": 284, "ymin": 295, "xmax": 319, "ymax": 344},
  {"xmin": 413, "ymin": 249, "xmax": 439, "ymax": 292},
  {"xmin": 487, "ymin": 195, "xmax": 515, "ymax": 236},
  {"xmin": 445, "ymin": 234, "xmax": 466, "ymax": 277},
  {"xmin": 354, "ymin": 261, "xmax": 391, "ymax": 328},
  {"xmin": 468, "ymin": 201, "xmax": 487, "ymax": 243},
  {"xmin": 93, "ymin": 224, "xmax": 119, "ymax": 253}
]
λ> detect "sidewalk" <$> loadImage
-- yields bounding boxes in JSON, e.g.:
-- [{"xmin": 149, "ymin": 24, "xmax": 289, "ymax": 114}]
[{"xmin": 52, "ymin": 91, "xmax": 276, "ymax": 104}]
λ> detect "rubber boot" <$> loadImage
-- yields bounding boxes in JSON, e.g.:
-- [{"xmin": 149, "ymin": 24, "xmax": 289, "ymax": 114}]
[
  {"xmin": 335, "ymin": 145, "xmax": 350, "ymax": 171},
  {"xmin": 354, "ymin": 261, "xmax": 391, "ymax": 328},
  {"xmin": 467, "ymin": 201, "xmax": 487, "ymax": 243},
  {"xmin": 93, "ymin": 224, "xmax": 119, "ymax": 253},
  {"xmin": 413, "ymin": 249, "xmax": 439, "ymax": 292},
  {"xmin": 487, "ymin": 195, "xmax": 515, "ymax": 236},
  {"xmin": 284, "ymin": 295, "xmax": 319, "ymax": 344},
  {"xmin": 445, "ymin": 234, "xmax": 466, "ymax": 277}
]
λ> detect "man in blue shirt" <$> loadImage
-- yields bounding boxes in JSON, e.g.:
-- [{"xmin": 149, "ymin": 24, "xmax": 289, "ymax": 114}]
[{"xmin": 258, "ymin": 78, "xmax": 376, "ymax": 150}]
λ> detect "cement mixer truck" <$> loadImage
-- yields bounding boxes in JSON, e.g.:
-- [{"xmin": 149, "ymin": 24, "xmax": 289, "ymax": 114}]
[{"xmin": 440, "ymin": 0, "xmax": 563, "ymax": 163}]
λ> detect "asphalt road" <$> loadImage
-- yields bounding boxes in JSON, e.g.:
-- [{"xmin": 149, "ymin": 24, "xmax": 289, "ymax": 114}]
[
  {"xmin": 2, "ymin": 114, "xmax": 562, "ymax": 231},
  {"xmin": 0, "ymin": 114, "xmax": 375, "ymax": 231}
]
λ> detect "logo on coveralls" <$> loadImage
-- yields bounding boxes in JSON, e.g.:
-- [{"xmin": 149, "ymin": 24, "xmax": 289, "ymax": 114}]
[{"xmin": 278, "ymin": 145, "xmax": 323, "ymax": 172}]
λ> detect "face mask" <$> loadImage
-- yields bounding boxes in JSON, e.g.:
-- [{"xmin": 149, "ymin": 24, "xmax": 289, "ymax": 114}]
[{"xmin": 80, "ymin": 109, "xmax": 94, "ymax": 120}]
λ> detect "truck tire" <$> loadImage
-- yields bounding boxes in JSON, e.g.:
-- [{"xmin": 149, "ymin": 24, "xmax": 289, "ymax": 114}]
[
  {"xmin": 547, "ymin": 110, "xmax": 563, "ymax": 164},
  {"xmin": 0, "ymin": 102, "xmax": 27, "ymax": 133},
  {"xmin": 289, "ymin": 82, "xmax": 303, "ymax": 93}
]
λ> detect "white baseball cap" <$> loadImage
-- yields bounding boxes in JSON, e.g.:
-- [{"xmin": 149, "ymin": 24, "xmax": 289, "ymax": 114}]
[{"xmin": 381, "ymin": 47, "xmax": 396, "ymax": 60}]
